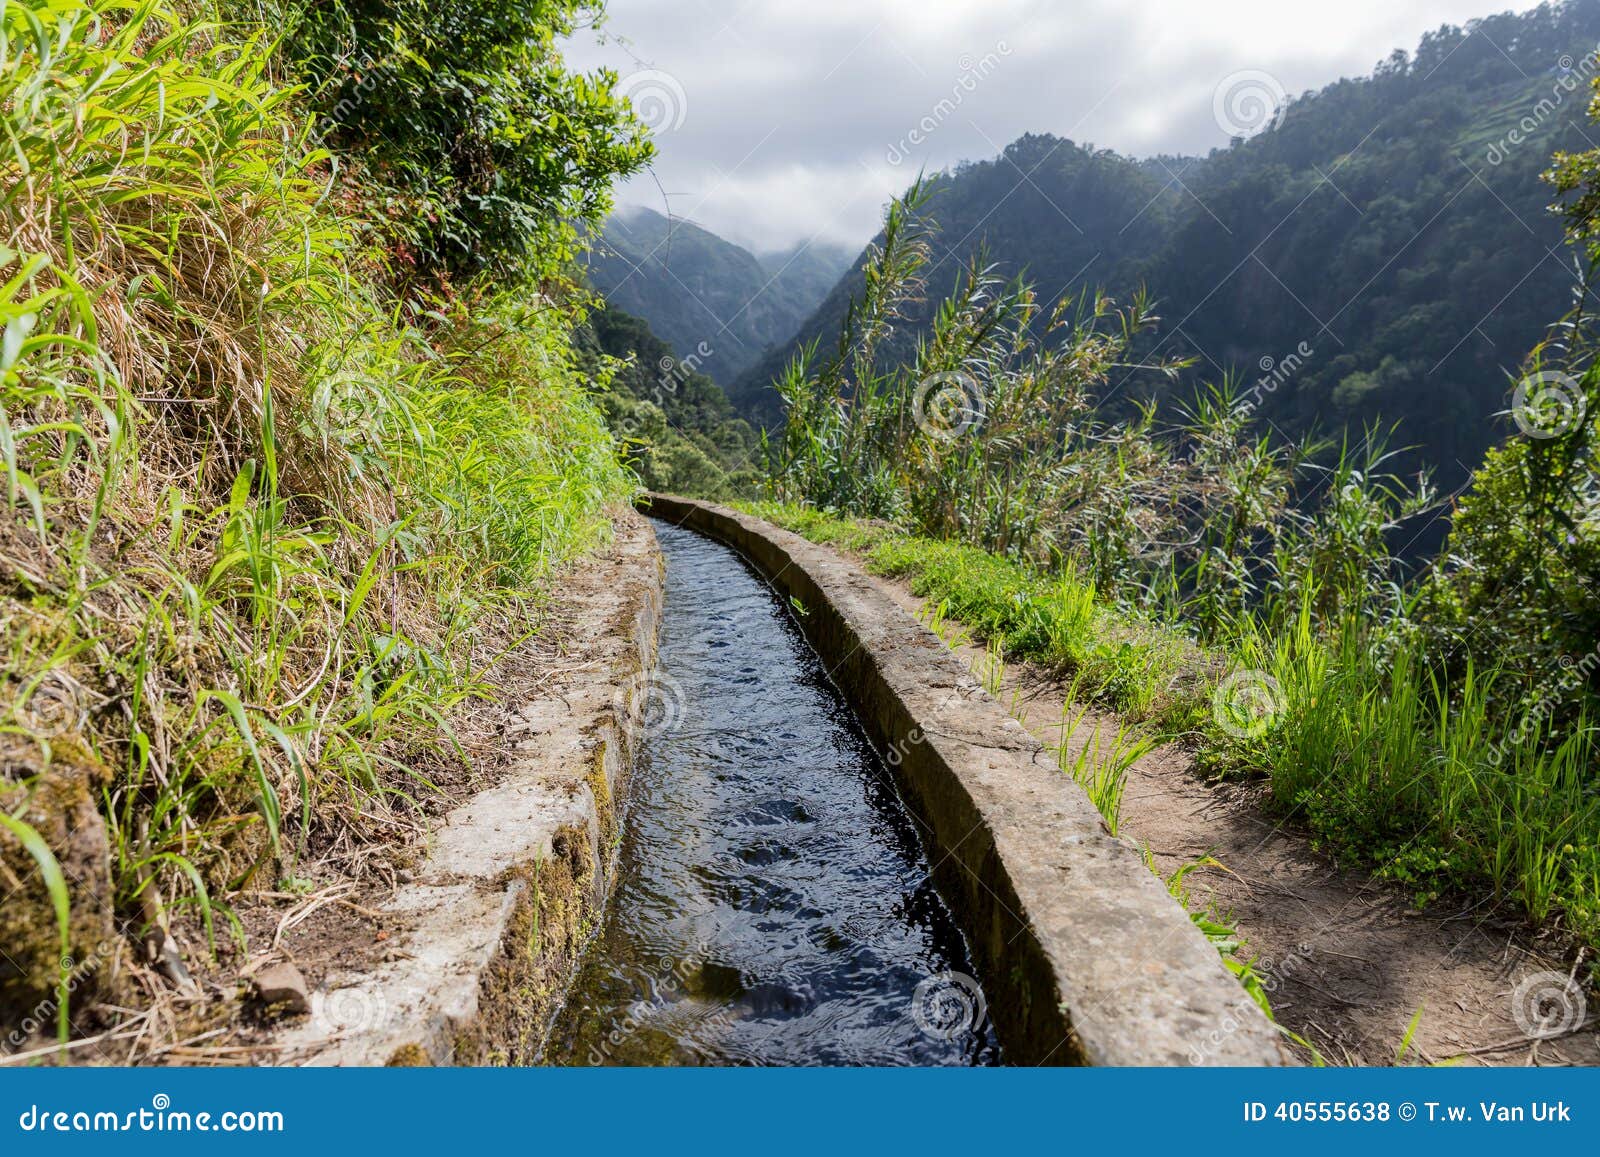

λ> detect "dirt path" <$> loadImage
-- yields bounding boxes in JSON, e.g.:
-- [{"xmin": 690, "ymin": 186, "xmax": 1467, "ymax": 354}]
[{"xmin": 848, "ymin": 549, "xmax": 1597, "ymax": 1066}]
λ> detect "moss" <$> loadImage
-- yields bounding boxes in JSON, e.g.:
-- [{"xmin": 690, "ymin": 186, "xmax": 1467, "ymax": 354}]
[
  {"xmin": 385, "ymin": 1041, "xmax": 430, "ymax": 1066},
  {"xmin": 462, "ymin": 825, "xmax": 594, "ymax": 1065},
  {"xmin": 0, "ymin": 734, "xmax": 118, "ymax": 1030},
  {"xmin": 588, "ymin": 743, "xmax": 616, "ymax": 851}
]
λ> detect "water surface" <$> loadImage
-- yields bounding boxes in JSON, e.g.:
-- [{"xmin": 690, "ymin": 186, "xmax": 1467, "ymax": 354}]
[{"xmin": 550, "ymin": 520, "xmax": 998, "ymax": 1066}]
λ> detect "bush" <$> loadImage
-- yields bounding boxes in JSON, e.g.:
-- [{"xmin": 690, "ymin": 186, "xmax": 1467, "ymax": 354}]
[
  {"xmin": 259, "ymin": 0, "xmax": 653, "ymax": 282},
  {"xmin": 0, "ymin": 0, "xmax": 631, "ymax": 1038}
]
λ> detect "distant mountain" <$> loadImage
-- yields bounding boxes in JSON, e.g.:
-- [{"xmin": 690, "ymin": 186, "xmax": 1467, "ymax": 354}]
[
  {"xmin": 583, "ymin": 207, "xmax": 854, "ymax": 387},
  {"xmin": 734, "ymin": 0, "xmax": 1600, "ymax": 492}
]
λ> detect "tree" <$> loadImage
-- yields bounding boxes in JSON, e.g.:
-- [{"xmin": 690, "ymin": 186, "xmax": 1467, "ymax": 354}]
[{"xmin": 270, "ymin": 0, "xmax": 654, "ymax": 282}]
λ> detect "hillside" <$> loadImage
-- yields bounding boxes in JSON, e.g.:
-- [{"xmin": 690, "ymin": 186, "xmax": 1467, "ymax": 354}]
[
  {"xmin": 585, "ymin": 206, "xmax": 854, "ymax": 386},
  {"xmin": 734, "ymin": 0, "xmax": 1600, "ymax": 490}
]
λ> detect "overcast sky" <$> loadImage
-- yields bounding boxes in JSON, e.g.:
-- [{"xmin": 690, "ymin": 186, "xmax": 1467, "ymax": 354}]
[{"xmin": 564, "ymin": 0, "xmax": 1537, "ymax": 254}]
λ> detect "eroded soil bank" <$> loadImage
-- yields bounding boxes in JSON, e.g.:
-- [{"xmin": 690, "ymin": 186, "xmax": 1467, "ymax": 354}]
[{"xmin": 0, "ymin": 509, "xmax": 664, "ymax": 1067}]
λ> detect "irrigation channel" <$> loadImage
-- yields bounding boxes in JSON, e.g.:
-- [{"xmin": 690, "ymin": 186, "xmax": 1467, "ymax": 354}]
[{"xmin": 550, "ymin": 521, "xmax": 1001, "ymax": 1066}]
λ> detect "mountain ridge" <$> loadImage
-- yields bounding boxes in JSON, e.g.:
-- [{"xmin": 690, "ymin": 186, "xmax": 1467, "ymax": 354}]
[
  {"xmin": 583, "ymin": 205, "xmax": 855, "ymax": 388},
  {"xmin": 731, "ymin": 0, "xmax": 1600, "ymax": 490}
]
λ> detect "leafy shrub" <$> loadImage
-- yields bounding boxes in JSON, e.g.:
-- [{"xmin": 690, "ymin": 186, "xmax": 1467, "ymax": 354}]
[{"xmin": 257, "ymin": 0, "xmax": 653, "ymax": 282}]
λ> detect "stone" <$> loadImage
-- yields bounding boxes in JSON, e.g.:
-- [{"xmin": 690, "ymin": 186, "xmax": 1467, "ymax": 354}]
[{"xmin": 252, "ymin": 962, "xmax": 310, "ymax": 1015}]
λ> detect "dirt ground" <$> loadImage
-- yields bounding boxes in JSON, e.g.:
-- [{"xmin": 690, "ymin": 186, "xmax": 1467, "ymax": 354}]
[{"xmin": 858, "ymin": 552, "xmax": 1598, "ymax": 1067}]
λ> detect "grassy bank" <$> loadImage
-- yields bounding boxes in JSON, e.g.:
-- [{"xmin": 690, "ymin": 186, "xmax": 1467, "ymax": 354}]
[
  {"xmin": 744, "ymin": 502, "xmax": 1600, "ymax": 953},
  {"xmin": 1, "ymin": 0, "xmax": 640, "ymax": 1046}
]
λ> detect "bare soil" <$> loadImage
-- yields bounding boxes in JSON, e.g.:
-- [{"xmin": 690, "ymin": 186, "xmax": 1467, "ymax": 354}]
[{"xmin": 855, "ymin": 549, "xmax": 1598, "ymax": 1066}]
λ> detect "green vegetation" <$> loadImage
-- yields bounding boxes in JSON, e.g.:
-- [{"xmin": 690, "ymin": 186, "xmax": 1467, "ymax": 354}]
[
  {"xmin": 0, "ymin": 0, "xmax": 646, "ymax": 1041},
  {"xmin": 738, "ymin": 0, "xmax": 1600, "ymax": 507},
  {"xmin": 750, "ymin": 499, "xmax": 1600, "ymax": 951},
  {"xmin": 574, "ymin": 304, "xmax": 760, "ymax": 496},
  {"xmin": 261, "ymin": 0, "xmax": 652, "ymax": 283},
  {"xmin": 746, "ymin": 105, "xmax": 1600, "ymax": 957}
]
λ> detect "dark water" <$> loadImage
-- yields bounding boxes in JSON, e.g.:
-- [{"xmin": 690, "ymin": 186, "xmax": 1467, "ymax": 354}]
[{"xmin": 548, "ymin": 521, "xmax": 999, "ymax": 1066}]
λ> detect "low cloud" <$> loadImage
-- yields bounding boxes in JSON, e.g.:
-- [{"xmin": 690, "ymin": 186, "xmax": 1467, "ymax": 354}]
[{"xmin": 567, "ymin": 0, "xmax": 1525, "ymax": 250}]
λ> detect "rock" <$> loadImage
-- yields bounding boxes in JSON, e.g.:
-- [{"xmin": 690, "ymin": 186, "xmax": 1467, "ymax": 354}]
[
  {"xmin": 0, "ymin": 734, "xmax": 119, "ymax": 1031},
  {"xmin": 252, "ymin": 962, "xmax": 310, "ymax": 1016}
]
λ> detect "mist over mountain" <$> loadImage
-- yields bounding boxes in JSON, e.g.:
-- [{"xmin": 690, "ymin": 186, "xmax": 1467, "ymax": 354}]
[
  {"xmin": 583, "ymin": 206, "xmax": 855, "ymax": 387},
  {"xmin": 732, "ymin": 0, "xmax": 1600, "ymax": 490}
]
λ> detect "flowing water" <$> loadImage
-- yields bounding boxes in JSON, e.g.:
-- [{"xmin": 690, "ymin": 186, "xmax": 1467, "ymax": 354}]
[{"xmin": 549, "ymin": 521, "xmax": 999, "ymax": 1066}]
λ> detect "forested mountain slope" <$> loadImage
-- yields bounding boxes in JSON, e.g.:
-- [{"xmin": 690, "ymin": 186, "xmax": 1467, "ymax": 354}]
[
  {"xmin": 735, "ymin": 0, "xmax": 1600, "ymax": 488},
  {"xmin": 585, "ymin": 206, "xmax": 854, "ymax": 387}
]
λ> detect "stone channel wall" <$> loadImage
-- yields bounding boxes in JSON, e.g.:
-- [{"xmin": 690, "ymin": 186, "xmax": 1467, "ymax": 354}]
[{"xmin": 643, "ymin": 496, "xmax": 1290, "ymax": 1066}]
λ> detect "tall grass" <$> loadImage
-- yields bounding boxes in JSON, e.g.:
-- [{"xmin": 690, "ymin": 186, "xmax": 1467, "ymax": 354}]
[
  {"xmin": 748, "ymin": 501, "xmax": 1600, "ymax": 950},
  {"xmin": 1, "ymin": 0, "xmax": 631, "ymax": 1033},
  {"xmin": 756, "ymin": 183, "xmax": 1600, "ymax": 952}
]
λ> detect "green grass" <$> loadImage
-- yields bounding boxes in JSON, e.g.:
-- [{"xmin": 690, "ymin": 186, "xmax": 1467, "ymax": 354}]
[
  {"xmin": 0, "ymin": 0, "xmax": 633, "ymax": 1036},
  {"xmin": 746, "ymin": 500, "xmax": 1600, "ymax": 952}
]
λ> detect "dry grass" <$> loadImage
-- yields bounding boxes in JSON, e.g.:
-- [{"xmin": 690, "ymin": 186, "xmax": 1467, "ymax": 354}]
[{"xmin": 0, "ymin": 0, "xmax": 631, "ymax": 1055}]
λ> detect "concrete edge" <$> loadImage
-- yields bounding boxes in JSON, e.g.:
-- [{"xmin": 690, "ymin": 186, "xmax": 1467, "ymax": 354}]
[
  {"xmin": 642, "ymin": 495, "xmax": 1292, "ymax": 1067},
  {"xmin": 270, "ymin": 511, "xmax": 665, "ymax": 1066}
]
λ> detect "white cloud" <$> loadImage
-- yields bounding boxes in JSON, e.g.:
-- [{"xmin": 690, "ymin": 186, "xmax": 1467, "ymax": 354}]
[{"xmin": 566, "ymin": 0, "xmax": 1543, "ymax": 250}]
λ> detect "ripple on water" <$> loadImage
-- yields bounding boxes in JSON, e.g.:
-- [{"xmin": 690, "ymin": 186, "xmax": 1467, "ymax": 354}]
[{"xmin": 549, "ymin": 522, "xmax": 1000, "ymax": 1067}]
